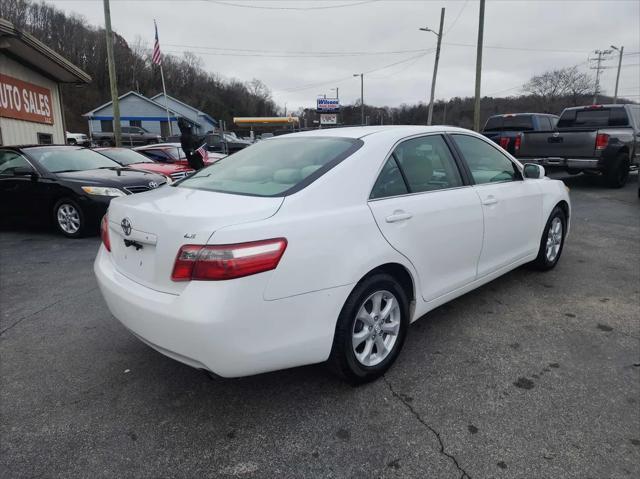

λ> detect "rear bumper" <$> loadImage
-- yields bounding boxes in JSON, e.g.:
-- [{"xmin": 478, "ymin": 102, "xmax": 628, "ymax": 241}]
[
  {"xmin": 94, "ymin": 247, "xmax": 352, "ymax": 377},
  {"xmin": 519, "ymin": 158, "xmax": 600, "ymax": 169}
]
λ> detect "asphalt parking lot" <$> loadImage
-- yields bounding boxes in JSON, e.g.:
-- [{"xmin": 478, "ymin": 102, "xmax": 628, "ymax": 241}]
[{"xmin": 1, "ymin": 173, "xmax": 638, "ymax": 479}]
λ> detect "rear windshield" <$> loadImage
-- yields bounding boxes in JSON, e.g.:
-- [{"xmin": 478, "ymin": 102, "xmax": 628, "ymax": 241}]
[
  {"xmin": 557, "ymin": 108, "xmax": 630, "ymax": 128},
  {"xmin": 483, "ymin": 115, "xmax": 534, "ymax": 132},
  {"xmin": 97, "ymin": 148, "xmax": 153, "ymax": 165},
  {"xmin": 178, "ymin": 137, "xmax": 362, "ymax": 197},
  {"xmin": 25, "ymin": 147, "xmax": 119, "ymax": 173}
]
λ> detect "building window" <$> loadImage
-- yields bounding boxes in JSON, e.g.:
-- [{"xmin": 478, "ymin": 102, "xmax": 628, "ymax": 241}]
[
  {"xmin": 37, "ymin": 133, "xmax": 53, "ymax": 145},
  {"xmin": 129, "ymin": 120, "xmax": 142, "ymax": 128},
  {"xmin": 100, "ymin": 120, "xmax": 113, "ymax": 132}
]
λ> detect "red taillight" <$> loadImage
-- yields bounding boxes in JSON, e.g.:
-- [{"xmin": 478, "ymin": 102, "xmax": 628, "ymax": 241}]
[
  {"xmin": 100, "ymin": 214, "xmax": 111, "ymax": 252},
  {"xmin": 499, "ymin": 137, "xmax": 510, "ymax": 149},
  {"xmin": 514, "ymin": 134, "xmax": 522, "ymax": 152},
  {"xmin": 595, "ymin": 133, "xmax": 609, "ymax": 150},
  {"xmin": 171, "ymin": 238, "xmax": 288, "ymax": 281}
]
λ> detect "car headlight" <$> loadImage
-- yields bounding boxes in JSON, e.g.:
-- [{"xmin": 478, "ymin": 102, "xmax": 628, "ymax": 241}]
[{"xmin": 81, "ymin": 186, "xmax": 126, "ymax": 197}]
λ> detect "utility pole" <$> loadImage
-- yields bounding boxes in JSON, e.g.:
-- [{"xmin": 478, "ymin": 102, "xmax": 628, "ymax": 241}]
[
  {"xmin": 420, "ymin": 7, "xmax": 445, "ymax": 126},
  {"xmin": 590, "ymin": 49, "xmax": 613, "ymax": 104},
  {"xmin": 473, "ymin": 0, "xmax": 485, "ymax": 132},
  {"xmin": 354, "ymin": 73, "xmax": 364, "ymax": 125},
  {"xmin": 103, "ymin": 0, "xmax": 121, "ymax": 146},
  {"xmin": 611, "ymin": 45, "xmax": 624, "ymax": 103}
]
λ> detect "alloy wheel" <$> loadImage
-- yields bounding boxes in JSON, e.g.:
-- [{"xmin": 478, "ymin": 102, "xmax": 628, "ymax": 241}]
[
  {"xmin": 57, "ymin": 204, "xmax": 81, "ymax": 235},
  {"xmin": 351, "ymin": 290, "xmax": 401, "ymax": 367},
  {"xmin": 545, "ymin": 216, "xmax": 563, "ymax": 262}
]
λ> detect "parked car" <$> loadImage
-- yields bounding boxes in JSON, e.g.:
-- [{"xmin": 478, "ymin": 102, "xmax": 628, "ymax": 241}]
[
  {"xmin": 95, "ymin": 126, "xmax": 570, "ymax": 383},
  {"xmin": 482, "ymin": 113, "xmax": 558, "ymax": 155},
  {"xmin": 66, "ymin": 131, "xmax": 90, "ymax": 146},
  {"xmin": 95, "ymin": 147, "xmax": 194, "ymax": 182},
  {"xmin": 93, "ymin": 126, "xmax": 163, "ymax": 147},
  {"xmin": 0, "ymin": 145, "xmax": 167, "ymax": 238},
  {"xmin": 517, "ymin": 104, "xmax": 640, "ymax": 187},
  {"xmin": 133, "ymin": 142, "xmax": 226, "ymax": 167}
]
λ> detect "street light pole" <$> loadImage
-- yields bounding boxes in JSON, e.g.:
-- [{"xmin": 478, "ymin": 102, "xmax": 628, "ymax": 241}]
[
  {"xmin": 473, "ymin": 0, "xmax": 486, "ymax": 132},
  {"xmin": 353, "ymin": 74, "xmax": 364, "ymax": 125},
  {"xmin": 103, "ymin": 0, "xmax": 121, "ymax": 146},
  {"xmin": 611, "ymin": 45, "xmax": 624, "ymax": 104},
  {"xmin": 420, "ymin": 7, "xmax": 445, "ymax": 126}
]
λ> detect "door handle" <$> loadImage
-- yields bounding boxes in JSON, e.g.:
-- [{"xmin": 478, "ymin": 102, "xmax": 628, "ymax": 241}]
[
  {"xmin": 482, "ymin": 196, "xmax": 498, "ymax": 206},
  {"xmin": 385, "ymin": 211, "xmax": 413, "ymax": 223}
]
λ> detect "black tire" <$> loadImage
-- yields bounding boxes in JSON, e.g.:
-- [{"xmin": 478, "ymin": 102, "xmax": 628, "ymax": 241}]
[
  {"xmin": 604, "ymin": 153, "xmax": 630, "ymax": 188},
  {"xmin": 53, "ymin": 199, "xmax": 86, "ymax": 238},
  {"xmin": 328, "ymin": 273, "xmax": 409, "ymax": 384},
  {"xmin": 566, "ymin": 168, "xmax": 581, "ymax": 175},
  {"xmin": 67, "ymin": 138, "xmax": 77, "ymax": 145},
  {"xmin": 530, "ymin": 206, "xmax": 567, "ymax": 271}
]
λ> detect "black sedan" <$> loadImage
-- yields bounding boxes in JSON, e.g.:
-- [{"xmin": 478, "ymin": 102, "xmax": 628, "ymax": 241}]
[{"xmin": 0, "ymin": 145, "xmax": 167, "ymax": 238}]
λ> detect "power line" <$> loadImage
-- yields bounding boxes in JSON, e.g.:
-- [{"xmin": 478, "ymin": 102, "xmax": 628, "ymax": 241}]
[
  {"xmin": 163, "ymin": 43, "xmax": 431, "ymax": 57},
  {"xmin": 207, "ymin": 0, "xmax": 380, "ymax": 10},
  {"xmin": 443, "ymin": 0, "xmax": 468, "ymax": 35}
]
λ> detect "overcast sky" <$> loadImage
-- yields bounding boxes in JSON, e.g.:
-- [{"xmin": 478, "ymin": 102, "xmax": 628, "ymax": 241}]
[{"xmin": 48, "ymin": 0, "xmax": 640, "ymax": 111}]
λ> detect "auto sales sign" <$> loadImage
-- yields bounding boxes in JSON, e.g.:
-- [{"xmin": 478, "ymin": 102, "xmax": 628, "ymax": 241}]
[
  {"xmin": 0, "ymin": 74, "xmax": 54, "ymax": 125},
  {"xmin": 316, "ymin": 97, "xmax": 340, "ymax": 113}
]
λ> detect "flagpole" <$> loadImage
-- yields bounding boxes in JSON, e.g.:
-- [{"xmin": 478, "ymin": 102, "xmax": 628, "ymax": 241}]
[
  {"xmin": 154, "ymin": 19, "xmax": 172, "ymax": 137},
  {"xmin": 159, "ymin": 64, "xmax": 172, "ymax": 136}
]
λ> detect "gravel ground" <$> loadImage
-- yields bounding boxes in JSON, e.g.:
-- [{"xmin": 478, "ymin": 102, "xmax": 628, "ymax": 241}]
[{"xmin": 1, "ymin": 172, "xmax": 638, "ymax": 479}]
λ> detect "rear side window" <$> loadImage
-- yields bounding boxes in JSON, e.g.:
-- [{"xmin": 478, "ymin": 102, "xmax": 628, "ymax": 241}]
[
  {"xmin": 393, "ymin": 135, "xmax": 463, "ymax": 193},
  {"xmin": 179, "ymin": 137, "xmax": 363, "ymax": 197},
  {"xmin": 558, "ymin": 108, "xmax": 630, "ymax": 128},
  {"xmin": 370, "ymin": 156, "xmax": 408, "ymax": 199},
  {"xmin": 537, "ymin": 116, "xmax": 553, "ymax": 130}
]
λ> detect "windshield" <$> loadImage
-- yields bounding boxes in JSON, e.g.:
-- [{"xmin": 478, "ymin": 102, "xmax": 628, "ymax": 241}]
[
  {"xmin": 178, "ymin": 137, "xmax": 362, "ymax": 196},
  {"xmin": 25, "ymin": 147, "xmax": 120, "ymax": 173},
  {"xmin": 97, "ymin": 148, "xmax": 153, "ymax": 165}
]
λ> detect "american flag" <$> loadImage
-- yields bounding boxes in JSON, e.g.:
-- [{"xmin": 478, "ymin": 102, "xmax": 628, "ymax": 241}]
[
  {"xmin": 196, "ymin": 143, "xmax": 208, "ymax": 161},
  {"xmin": 152, "ymin": 21, "xmax": 162, "ymax": 65}
]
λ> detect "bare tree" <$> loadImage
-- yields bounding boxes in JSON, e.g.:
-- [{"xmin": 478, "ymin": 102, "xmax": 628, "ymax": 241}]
[{"xmin": 523, "ymin": 66, "xmax": 593, "ymax": 107}]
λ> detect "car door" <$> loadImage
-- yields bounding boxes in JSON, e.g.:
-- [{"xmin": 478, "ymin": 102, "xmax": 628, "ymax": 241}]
[
  {"xmin": 368, "ymin": 134, "xmax": 484, "ymax": 302},
  {"xmin": 0, "ymin": 149, "xmax": 42, "ymax": 221},
  {"xmin": 450, "ymin": 134, "xmax": 544, "ymax": 278}
]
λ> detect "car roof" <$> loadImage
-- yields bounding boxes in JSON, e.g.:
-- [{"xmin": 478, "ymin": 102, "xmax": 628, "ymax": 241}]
[{"xmin": 278, "ymin": 125, "xmax": 473, "ymax": 142}]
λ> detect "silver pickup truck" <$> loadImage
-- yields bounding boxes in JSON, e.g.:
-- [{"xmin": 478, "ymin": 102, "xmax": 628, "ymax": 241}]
[{"xmin": 517, "ymin": 104, "xmax": 640, "ymax": 188}]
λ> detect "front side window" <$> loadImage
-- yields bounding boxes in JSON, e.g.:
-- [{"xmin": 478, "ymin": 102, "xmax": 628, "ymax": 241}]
[
  {"xmin": 452, "ymin": 134, "xmax": 520, "ymax": 185},
  {"xmin": 393, "ymin": 135, "xmax": 463, "ymax": 193},
  {"xmin": 0, "ymin": 151, "xmax": 35, "ymax": 176},
  {"xmin": 24, "ymin": 146, "xmax": 119, "ymax": 173},
  {"xmin": 179, "ymin": 137, "xmax": 362, "ymax": 197}
]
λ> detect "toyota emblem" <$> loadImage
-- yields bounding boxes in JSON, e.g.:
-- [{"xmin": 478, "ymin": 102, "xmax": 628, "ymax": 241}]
[
  {"xmin": 121, "ymin": 217, "xmax": 132, "ymax": 236},
  {"xmin": 148, "ymin": 181, "xmax": 159, "ymax": 189}
]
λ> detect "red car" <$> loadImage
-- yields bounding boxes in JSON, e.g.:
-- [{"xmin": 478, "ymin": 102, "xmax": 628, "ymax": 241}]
[
  {"xmin": 95, "ymin": 147, "xmax": 194, "ymax": 182},
  {"xmin": 133, "ymin": 143, "xmax": 226, "ymax": 168}
]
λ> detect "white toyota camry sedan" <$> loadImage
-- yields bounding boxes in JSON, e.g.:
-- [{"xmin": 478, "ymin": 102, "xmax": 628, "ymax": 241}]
[{"xmin": 95, "ymin": 126, "xmax": 570, "ymax": 383}]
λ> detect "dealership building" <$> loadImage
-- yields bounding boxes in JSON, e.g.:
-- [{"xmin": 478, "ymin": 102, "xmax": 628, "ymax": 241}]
[
  {"xmin": 0, "ymin": 19, "xmax": 91, "ymax": 146},
  {"xmin": 84, "ymin": 92, "xmax": 217, "ymax": 139}
]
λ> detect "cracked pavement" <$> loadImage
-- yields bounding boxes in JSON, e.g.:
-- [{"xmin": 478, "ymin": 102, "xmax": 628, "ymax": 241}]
[{"xmin": 1, "ymin": 173, "xmax": 639, "ymax": 478}]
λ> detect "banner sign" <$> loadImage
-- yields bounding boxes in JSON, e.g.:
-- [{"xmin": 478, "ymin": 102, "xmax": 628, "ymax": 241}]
[
  {"xmin": 320, "ymin": 113, "xmax": 337, "ymax": 125},
  {"xmin": 0, "ymin": 74, "xmax": 54, "ymax": 125},
  {"xmin": 317, "ymin": 97, "xmax": 340, "ymax": 113}
]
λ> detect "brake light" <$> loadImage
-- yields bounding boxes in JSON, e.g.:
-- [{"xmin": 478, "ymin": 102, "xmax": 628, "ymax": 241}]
[
  {"xmin": 514, "ymin": 134, "xmax": 522, "ymax": 152},
  {"xmin": 586, "ymin": 104, "xmax": 604, "ymax": 109},
  {"xmin": 171, "ymin": 238, "xmax": 288, "ymax": 281},
  {"xmin": 100, "ymin": 214, "xmax": 111, "ymax": 252},
  {"xmin": 499, "ymin": 137, "xmax": 510, "ymax": 149},
  {"xmin": 595, "ymin": 133, "xmax": 609, "ymax": 150}
]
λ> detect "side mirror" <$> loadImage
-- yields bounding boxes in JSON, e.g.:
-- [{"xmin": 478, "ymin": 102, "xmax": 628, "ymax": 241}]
[
  {"xmin": 523, "ymin": 163, "xmax": 545, "ymax": 179},
  {"xmin": 13, "ymin": 166, "xmax": 37, "ymax": 178}
]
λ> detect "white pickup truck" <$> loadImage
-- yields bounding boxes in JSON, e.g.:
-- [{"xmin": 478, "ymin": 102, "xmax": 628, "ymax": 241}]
[{"xmin": 65, "ymin": 131, "xmax": 90, "ymax": 146}]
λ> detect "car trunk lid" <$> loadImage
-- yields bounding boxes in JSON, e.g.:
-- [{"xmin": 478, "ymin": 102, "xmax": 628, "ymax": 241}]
[{"xmin": 106, "ymin": 186, "xmax": 283, "ymax": 294}]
